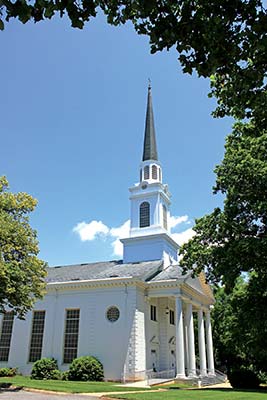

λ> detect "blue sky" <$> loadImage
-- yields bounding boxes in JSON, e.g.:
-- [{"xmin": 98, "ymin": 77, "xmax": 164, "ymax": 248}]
[{"xmin": 1, "ymin": 12, "xmax": 232, "ymax": 266}]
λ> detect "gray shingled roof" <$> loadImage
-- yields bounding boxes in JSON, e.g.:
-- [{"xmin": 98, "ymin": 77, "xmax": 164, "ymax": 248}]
[
  {"xmin": 149, "ymin": 264, "xmax": 209, "ymax": 296},
  {"xmin": 149, "ymin": 264, "xmax": 186, "ymax": 281},
  {"xmin": 46, "ymin": 259, "xmax": 163, "ymax": 284}
]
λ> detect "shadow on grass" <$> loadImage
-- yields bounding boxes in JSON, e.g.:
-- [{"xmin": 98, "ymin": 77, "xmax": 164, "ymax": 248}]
[
  {"xmin": 168, "ymin": 387, "xmax": 267, "ymax": 394},
  {"xmin": 198, "ymin": 388, "xmax": 267, "ymax": 394},
  {"xmin": 0, "ymin": 381, "xmax": 23, "ymax": 392}
]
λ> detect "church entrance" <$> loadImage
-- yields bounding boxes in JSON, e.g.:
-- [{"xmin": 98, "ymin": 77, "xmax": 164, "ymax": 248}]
[
  {"xmin": 151, "ymin": 349, "xmax": 159, "ymax": 372},
  {"xmin": 168, "ymin": 336, "xmax": 176, "ymax": 374},
  {"xmin": 170, "ymin": 349, "xmax": 176, "ymax": 372}
]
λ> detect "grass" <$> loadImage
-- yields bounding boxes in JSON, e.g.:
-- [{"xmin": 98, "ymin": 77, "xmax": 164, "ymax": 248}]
[
  {"xmin": 109, "ymin": 388, "xmax": 267, "ymax": 400},
  {"xmin": 0, "ymin": 375, "xmax": 152, "ymax": 393}
]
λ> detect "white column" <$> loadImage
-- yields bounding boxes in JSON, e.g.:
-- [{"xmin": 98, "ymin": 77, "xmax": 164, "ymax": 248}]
[
  {"xmin": 198, "ymin": 309, "xmax": 207, "ymax": 376},
  {"xmin": 183, "ymin": 316, "xmax": 189, "ymax": 375},
  {"xmin": 205, "ymin": 310, "xmax": 215, "ymax": 375},
  {"xmin": 175, "ymin": 297, "xmax": 186, "ymax": 378},
  {"xmin": 185, "ymin": 302, "xmax": 196, "ymax": 377}
]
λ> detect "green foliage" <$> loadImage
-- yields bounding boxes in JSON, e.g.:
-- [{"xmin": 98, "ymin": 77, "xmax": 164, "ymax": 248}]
[
  {"xmin": 0, "ymin": 176, "xmax": 47, "ymax": 318},
  {"xmin": 0, "ymin": 367, "xmax": 17, "ymax": 377},
  {"xmin": 61, "ymin": 370, "xmax": 69, "ymax": 381},
  {"xmin": 228, "ymin": 368, "xmax": 260, "ymax": 389},
  {"xmin": 31, "ymin": 358, "xmax": 59, "ymax": 380},
  {"xmin": 68, "ymin": 356, "xmax": 104, "ymax": 382},
  {"xmin": 180, "ymin": 122, "xmax": 267, "ymax": 289},
  {"xmin": 212, "ymin": 275, "xmax": 267, "ymax": 373}
]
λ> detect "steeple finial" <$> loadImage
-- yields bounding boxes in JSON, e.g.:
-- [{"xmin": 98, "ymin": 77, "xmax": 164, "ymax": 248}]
[{"xmin": 142, "ymin": 82, "xmax": 158, "ymax": 161}]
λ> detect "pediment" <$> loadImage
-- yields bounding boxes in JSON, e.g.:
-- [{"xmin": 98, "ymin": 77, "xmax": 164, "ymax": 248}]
[
  {"xmin": 150, "ymin": 335, "xmax": 160, "ymax": 345},
  {"xmin": 184, "ymin": 271, "xmax": 214, "ymax": 301}
]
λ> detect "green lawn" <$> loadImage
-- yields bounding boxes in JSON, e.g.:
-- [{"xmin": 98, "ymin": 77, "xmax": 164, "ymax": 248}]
[
  {"xmin": 0, "ymin": 376, "xmax": 151, "ymax": 393},
  {"xmin": 110, "ymin": 388, "xmax": 267, "ymax": 400}
]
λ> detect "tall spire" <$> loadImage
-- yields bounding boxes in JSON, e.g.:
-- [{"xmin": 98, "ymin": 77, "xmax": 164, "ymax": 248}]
[{"xmin": 142, "ymin": 81, "xmax": 158, "ymax": 161}]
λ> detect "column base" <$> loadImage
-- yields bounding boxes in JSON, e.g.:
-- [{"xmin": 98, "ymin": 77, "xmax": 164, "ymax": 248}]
[
  {"xmin": 208, "ymin": 370, "xmax": 216, "ymax": 376},
  {"xmin": 188, "ymin": 372, "xmax": 197, "ymax": 378},
  {"xmin": 175, "ymin": 374, "xmax": 186, "ymax": 380}
]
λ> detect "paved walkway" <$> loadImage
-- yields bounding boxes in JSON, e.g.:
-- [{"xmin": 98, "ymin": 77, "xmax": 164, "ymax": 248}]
[
  {"xmin": 201, "ymin": 382, "xmax": 232, "ymax": 389},
  {"xmin": 0, "ymin": 388, "xmax": 100, "ymax": 400},
  {"xmin": 0, "ymin": 387, "xmax": 165, "ymax": 399}
]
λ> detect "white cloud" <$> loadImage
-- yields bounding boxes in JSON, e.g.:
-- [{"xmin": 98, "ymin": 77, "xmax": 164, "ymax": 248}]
[
  {"xmin": 73, "ymin": 220, "xmax": 109, "ymax": 241},
  {"xmin": 110, "ymin": 220, "xmax": 130, "ymax": 257},
  {"xmin": 111, "ymin": 238, "xmax": 124, "ymax": 257},
  {"xmin": 73, "ymin": 216, "xmax": 195, "ymax": 258},
  {"xmin": 110, "ymin": 220, "xmax": 130, "ymax": 239},
  {"xmin": 172, "ymin": 228, "xmax": 196, "ymax": 246},
  {"xmin": 169, "ymin": 215, "xmax": 189, "ymax": 229},
  {"xmin": 73, "ymin": 219, "xmax": 130, "ymax": 257}
]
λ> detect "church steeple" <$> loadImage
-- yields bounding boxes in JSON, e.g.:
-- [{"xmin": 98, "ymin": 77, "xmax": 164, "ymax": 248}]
[
  {"xmin": 121, "ymin": 84, "xmax": 179, "ymax": 266},
  {"xmin": 139, "ymin": 83, "xmax": 162, "ymax": 184},
  {"xmin": 142, "ymin": 83, "xmax": 158, "ymax": 161}
]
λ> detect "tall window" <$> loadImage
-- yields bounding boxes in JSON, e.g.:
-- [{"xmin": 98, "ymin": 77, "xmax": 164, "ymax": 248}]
[
  {"xmin": 152, "ymin": 165, "xmax": 158, "ymax": 180},
  {"xmin": 150, "ymin": 305, "xmax": 157, "ymax": 321},
  {"xmin": 29, "ymin": 311, "xmax": 46, "ymax": 362},
  {"xmin": 163, "ymin": 205, "xmax": 168, "ymax": 230},
  {"xmin": 63, "ymin": 309, "xmax": 80, "ymax": 363},
  {"xmin": 0, "ymin": 312, "xmax": 14, "ymax": 362},
  {"xmin": 140, "ymin": 202, "xmax": 150, "ymax": 228},
  {"xmin": 169, "ymin": 310, "xmax": 175, "ymax": 325},
  {"xmin": 144, "ymin": 165, "xmax": 149, "ymax": 180},
  {"xmin": 140, "ymin": 169, "xmax": 142, "ymax": 182}
]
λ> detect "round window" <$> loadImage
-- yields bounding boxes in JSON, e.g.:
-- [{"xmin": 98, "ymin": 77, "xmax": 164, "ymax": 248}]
[{"xmin": 106, "ymin": 306, "xmax": 120, "ymax": 323}]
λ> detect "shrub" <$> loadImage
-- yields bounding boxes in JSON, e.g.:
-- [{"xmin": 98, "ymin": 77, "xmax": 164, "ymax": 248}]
[
  {"xmin": 68, "ymin": 356, "xmax": 104, "ymax": 381},
  {"xmin": 258, "ymin": 371, "xmax": 267, "ymax": 384},
  {"xmin": 31, "ymin": 358, "xmax": 59, "ymax": 380},
  {"xmin": 61, "ymin": 370, "xmax": 69, "ymax": 381},
  {"xmin": 228, "ymin": 368, "xmax": 260, "ymax": 389},
  {"xmin": 0, "ymin": 367, "xmax": 17, "ymax": 377}
]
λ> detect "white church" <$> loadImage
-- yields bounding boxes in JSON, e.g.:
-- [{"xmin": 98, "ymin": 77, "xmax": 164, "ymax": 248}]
[{"xmin": 0, "ymin": 85, "xmax": 216, "ymax": 382}]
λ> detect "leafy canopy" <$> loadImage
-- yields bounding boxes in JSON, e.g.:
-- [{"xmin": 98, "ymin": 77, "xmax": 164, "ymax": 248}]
[
  {"xmin": 212, "ymin": 273, "xmax": 267, "ymax": 372},
  {"xmin": 0, "ymin": 176, "xmax": 47, "ymax": 318},
  {"xmin": 180, "ymin": 121, "xmax": 267, "ymax": 290}
]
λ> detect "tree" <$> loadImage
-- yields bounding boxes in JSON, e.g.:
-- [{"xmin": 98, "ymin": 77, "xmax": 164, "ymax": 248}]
[
  {"xmin": 1, "ymin": 1, "xmax": 266, "ymax": 123},
  {"xmin": 180, "ymin": 120, "xmax": 267, "ymax": 290},
  {"xmin": 0, "ymin": 176, "xmax": 47, "ymax": 319},
  {"xmin": 212, "ymin": 274, "xmax": 267, "ymax": 373}
]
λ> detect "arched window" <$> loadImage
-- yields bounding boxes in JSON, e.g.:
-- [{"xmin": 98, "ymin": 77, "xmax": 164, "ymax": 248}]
[
  {"xmin": 159, "ymin": 168, "xmax": 162, "ymax": 182},
  {"xmin": 152, "ymin": 165, "xmax": 158, "ymax": 180},
  {"xmin": 144, "ymin": 165, "xmax": 149, "ymax": 180},
  {"xmin": 140, "ymin": 202, "xmax": 150, "ymax": 227},
  {"xmin": 163, "ymin": 205, "xmax": 168, "ymax": 230},
  {"xmin": 140, "ymin": 169, "xmax": 142, "ymax": 182}
]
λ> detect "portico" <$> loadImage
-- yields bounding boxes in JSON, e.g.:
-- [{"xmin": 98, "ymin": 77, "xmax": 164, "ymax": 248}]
[
  {"xmin": 175, "ymin": 299, "xmax": 215, "ymax": 378},
  {"xmin": 146, "ymin": 272, "xmax": 215, "ymax": 380}
]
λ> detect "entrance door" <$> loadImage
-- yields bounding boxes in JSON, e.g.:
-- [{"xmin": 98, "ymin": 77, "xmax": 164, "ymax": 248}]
[
  {"xmin": 151, "ymin": 349, "xmax": 159, "ymax": 372},
  {"xmin": 170, "ymin": 349, "xmax": 176, "ymax": 372}
]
